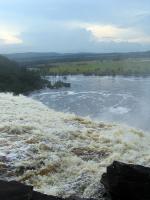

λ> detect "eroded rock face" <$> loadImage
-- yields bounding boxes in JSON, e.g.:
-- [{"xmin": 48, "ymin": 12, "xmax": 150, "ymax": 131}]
[{"xmin": 101, "ymin": 161, "xmax": 150, "ymax": 200}]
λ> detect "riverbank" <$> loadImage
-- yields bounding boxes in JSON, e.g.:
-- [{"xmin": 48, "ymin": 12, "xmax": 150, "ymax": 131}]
[
  {"xmin": 0, "ymin": 93, "xmax": 150, "ymax": 198},
  {"xmin": 0, "ymin": 55, "xmax": 71, "ymax": 95},
  {"xmin": 38, "ymin": 58, "xmax": 150, "ymax": 76}
]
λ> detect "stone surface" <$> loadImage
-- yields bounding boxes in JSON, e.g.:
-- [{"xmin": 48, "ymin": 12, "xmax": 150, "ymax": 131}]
[
  {"xmin": 0, "ymin": 180, "xmax": 33, "ymax": 200},
  {"xmin": 32, "ymin": 191, "xmax": 64, "ymax": 200},
  {"xmin": 0, "ymin": 180, "xmax": 94, "ymax": 200},
  {"xmin": 101, "ymin": 161, "xmax": 150, "ymax": 200}
]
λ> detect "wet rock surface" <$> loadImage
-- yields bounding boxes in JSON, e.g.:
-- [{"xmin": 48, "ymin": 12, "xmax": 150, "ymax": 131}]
[
  {"xmin": 101, "ymin": 161, "xmax": 150, "ymax": 200},
  {"xmin": 0, "ymin": 180, "xmax": 64, "ymax": 200},
  {"xmin": 0, "ymin": 180, "xmax": 97, "ymax": 200},
  {"xmin": 0, "ymin": 180, "xmax": 33, "ymax": 200}
]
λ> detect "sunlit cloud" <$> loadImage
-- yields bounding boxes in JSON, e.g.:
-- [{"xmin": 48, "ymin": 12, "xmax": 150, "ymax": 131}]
[
  {"xmin": 68, "ymin": 22, "xmax": 150, "ymax": 44},
  {"xmin": 0, "ymin": 30, "xmax": 23, "ymax": 45},
  {"xmin": 0, "ymin": 0, "xmax": 150, "ymax": 52}
]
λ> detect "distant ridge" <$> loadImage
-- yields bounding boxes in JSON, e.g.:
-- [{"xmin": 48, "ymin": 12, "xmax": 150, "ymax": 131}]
[{"xmin": 4, "ymin": 51, "xmax": 150, "ymax": 66}]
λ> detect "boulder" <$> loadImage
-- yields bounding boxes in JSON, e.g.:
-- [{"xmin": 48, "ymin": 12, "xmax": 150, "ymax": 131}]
[
  {"xmin": 0, "ymin": 180, "xmax": 65, "ymax": 200},
  {"xmin": 0, "ymin": 180, "xmax": 33, "ymax": 200},
  {"xmin": 101, "ymin": 161, "xmax": 150, "ymax": 200}
]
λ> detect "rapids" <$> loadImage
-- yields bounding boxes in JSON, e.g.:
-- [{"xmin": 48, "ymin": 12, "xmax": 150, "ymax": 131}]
[{"xmin": 0, "ymin": 93, "xmax": 150, "ymax": 198}]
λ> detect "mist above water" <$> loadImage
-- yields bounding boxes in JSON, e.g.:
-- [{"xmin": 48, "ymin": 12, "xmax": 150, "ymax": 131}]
[{"xmin": 30, "ymin": 75, "xmax": 150, "ymax": 132}]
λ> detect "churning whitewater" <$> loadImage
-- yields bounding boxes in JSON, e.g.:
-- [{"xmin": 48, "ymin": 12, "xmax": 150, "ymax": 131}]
[{"xmin": 1, "ymin": 93, "xmax": 150, "ymax": 198}]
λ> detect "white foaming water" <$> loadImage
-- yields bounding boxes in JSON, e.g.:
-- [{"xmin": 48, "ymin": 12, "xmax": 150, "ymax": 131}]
[
  {"xmin": 109, "ymin": 106, "xmax": 130, "ymax": 114},
  {"xmin": 67, "ymin": 91, "xmax": 77, "ymax": 95},
  {"xmin": 0, "ymin": 93, "xmax": 150, "ymax": 198}
]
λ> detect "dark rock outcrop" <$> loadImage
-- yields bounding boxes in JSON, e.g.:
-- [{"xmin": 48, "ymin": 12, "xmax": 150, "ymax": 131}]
[
  {"xmin": 101, "ymin": 161, "xmax": 150, "ymax": 200},
  {"xmin": 0, "ymin": 180, "xmax": 65, "ymax": 200},
  {"xmin": 0, "ymin": 180, "xmax": 33, "ymax": 200},
  {"xmin": 32, "ymin": 191, "xmax": 64, "ymax": 200},
  {"xmin": 0, "ymin": 180, "xmax": 94, "ymax": 200}
]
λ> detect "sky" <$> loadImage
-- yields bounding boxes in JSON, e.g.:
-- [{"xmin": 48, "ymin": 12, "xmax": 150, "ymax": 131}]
[{"xmin": 0, "ymin": 0, "xmax": 150, "ymax": 53}]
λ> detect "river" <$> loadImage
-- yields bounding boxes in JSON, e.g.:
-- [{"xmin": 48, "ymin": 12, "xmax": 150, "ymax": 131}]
[{"xmin": 30, "ymin": 75, "xmax": 150, "ymax": 132}]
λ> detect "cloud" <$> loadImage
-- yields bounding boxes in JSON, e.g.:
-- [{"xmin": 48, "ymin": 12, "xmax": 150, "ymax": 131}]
[
  {"xmin": 68, "ymin": 22, "xmax": 150, "ymax": 44},
  {"xmin": 1, "ymin": 0, "xmax": 150, "ymax": 53},
  {"xmin": 0, "ymin": 28, "xmax": 23, "ymax": 45}
]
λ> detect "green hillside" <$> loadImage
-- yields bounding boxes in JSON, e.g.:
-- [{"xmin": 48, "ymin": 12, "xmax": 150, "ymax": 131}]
[{"xmin": 0, "ymin": 55, "xmax": 45, "ymax": 94}]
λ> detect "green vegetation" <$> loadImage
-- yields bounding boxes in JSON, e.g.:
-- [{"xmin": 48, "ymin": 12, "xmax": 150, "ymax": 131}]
[
  {"xmin": 5, "ymin": 51, "xmax": 150, "ymax": 65},
  {"xmin": 1, "ymin": 53, "xmax": 150, "ymax": 95},
  {"xmin": 0, "ymin": 55, "xmax": 71, "ymax": 94},
  {"xmin": 0, "ymin": 55, "xmax": 48, "ymax": 94},
  {"xmin": 39, "ymin": 58, "xmax": 150, "ymax": 76}
]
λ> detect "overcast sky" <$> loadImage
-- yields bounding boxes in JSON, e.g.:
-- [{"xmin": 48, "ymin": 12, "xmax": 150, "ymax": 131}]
[{"xmin": 0, "ymin": 0, "xmax": 150, "ymax": 53}]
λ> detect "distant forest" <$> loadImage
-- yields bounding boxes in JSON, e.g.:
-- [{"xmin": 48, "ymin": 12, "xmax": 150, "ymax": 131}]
[
  {"xmin": 4, "ymin": 51, "xmax": 150, "ymax": 76},
  {"xmin": 4, "ymin": 51, "xmax": 150, "ymax": 66},
  {"xmin": 39, "ymin": 59, "xmax": 150, "ymax": 76}
]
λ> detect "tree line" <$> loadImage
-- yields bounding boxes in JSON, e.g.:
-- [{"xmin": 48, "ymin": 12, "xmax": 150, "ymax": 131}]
[{"xmin": 0, "ymin": 55, "xmax": 46, "ymax": 95}]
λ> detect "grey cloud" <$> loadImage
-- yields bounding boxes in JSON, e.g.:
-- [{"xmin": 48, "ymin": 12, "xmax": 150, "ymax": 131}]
[{"xmin": 0, "ymin": 0, "xmax": 150, "ymax": 53}]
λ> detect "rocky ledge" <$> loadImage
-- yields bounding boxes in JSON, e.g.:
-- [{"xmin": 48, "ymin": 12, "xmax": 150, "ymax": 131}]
[
  {"xmin": 0, "ymin": 180, "xmax": 66, "ymax": 200},
  {"xmin": 1, "ymin": 161, "xmax": 150, "ymax": 200},
  {"xmin": 101, "ymin": 161, "xmax": 150, "ymax": 200}
]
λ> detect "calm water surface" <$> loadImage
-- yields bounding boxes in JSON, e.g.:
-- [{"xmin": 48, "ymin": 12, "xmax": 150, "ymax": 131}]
[{"xmin": 30, "ymin": 76, "xmax": 150, "ymax": 131}]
